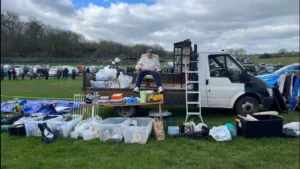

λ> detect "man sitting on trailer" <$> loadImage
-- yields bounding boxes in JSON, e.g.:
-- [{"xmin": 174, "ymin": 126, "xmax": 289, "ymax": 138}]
[{"xmin": 134, "ymin": 48, "xmax": 164, "ymax": 93}]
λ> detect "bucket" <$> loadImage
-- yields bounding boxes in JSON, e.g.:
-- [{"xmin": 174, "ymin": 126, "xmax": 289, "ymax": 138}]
[{"xmin": 140, "ymin": 91, "xmax": 146, "ymax": 103}]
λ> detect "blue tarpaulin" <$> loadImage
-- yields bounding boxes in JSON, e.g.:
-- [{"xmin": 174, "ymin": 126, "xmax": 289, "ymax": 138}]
[{"xmin": 1, "ymin": 100, "xmax": 80, "ymax": 114}]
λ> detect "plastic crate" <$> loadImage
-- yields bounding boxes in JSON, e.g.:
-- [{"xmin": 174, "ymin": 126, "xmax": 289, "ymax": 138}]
[
  {"xmin": 236, "ymin": 115, "xmax": 283, "ymax": 138},
  {"xmin": 46, "ymin": 115, "xmax": 82, "ymax": 138},
  {"xmin": 24, "ymin": 115, "xmax": 62, "ymax": 137},
  {"xmin": 123, "ymin": 118, "xmax": 153, "ymax": 144},
  {"xmin": 99, "ymin": 117, "xmax": 130, "ymax": 142},
  {"xmin": 8, "ymin": 124, "xmax": 26, "ymax": 136}
]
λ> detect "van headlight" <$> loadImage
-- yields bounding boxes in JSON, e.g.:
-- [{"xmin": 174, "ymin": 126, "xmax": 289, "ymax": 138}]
[{"xmin": 267, "ymin": 88, "xmax": 273, "ymax": 97}]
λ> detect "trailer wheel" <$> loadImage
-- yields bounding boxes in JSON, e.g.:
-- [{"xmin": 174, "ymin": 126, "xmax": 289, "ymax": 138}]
[
  {"xmin": 114, "ymin": 106, "xmax": 137, "ymax": 117},
  {"xmin": 235, "ymin": 96, "xmax": 259, "ymax": 116}
]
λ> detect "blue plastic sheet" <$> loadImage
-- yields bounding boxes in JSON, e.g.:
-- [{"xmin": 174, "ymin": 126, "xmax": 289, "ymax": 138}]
[{"xmin": 1, "ymin": 100, "xmax": 80, "ymax": 114}]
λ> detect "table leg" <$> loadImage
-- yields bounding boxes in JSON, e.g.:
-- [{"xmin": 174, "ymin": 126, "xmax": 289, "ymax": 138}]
[
  {"xmin": 158, "ymin": 104, "xmax": 162, "ymax": 121},
  {"xmin": 92, "ymin": 106, "xmax": 95, "ymax": 117}
]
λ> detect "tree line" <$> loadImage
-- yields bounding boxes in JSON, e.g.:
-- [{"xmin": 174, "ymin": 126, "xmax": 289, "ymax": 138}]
[{"xmin": 1, "ymin": 11, "xmax": 170, "ymax": 59}]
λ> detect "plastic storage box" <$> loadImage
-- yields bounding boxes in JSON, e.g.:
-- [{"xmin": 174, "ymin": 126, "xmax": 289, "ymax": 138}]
[
  {"xmin": 99, "ymin": 117, "xmax": 130, "ymax": 142},
  {"xmin": 236, "ymin": 115, "xmax": 283, "ymax": 138},
  {"xmin": 24, "ymin": 115, "xmax": 62, "ymax": 137},
  {"xmin": 8, "ymin": 124, "xmax": 26, "ymax": 136},
  {"xmin": 123, "ymin": 118, "xmax": 153, "ymax": 144},
  {"xmin": 47, "ymin": 115, "xmax": 82, "ymax": 138}
]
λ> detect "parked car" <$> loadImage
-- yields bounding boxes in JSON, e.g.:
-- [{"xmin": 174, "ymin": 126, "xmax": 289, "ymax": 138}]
[
  {"xmin": 244, "ymin": 59, "xmax": 252, "ymax": 64},
  {"xmin": 164, "ymin": 62, "xmax": 174, "ymax": 69},
  {"xmin": 14, "ymin": 68, "xmax": 24, "ymax": 77},
  {"xmin": 49, "ymin": 68, "xmax": 58, "ymax": 77},
  {"xmin": 266, "ymin": 64, "xmax": 274, "ymax": 73},
  {"xmin": 243, "ymin": 64, "xmax": 258, "ymax": 76},
  {"xmin": 76, "ymin": 65, "xmax": 85, "ymax": 73},
  {"xmin": 256, "ymin": 63, "xmax": 300, "ymax": 86}
]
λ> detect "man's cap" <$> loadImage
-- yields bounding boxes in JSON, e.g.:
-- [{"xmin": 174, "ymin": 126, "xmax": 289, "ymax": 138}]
[{"xmin": 146, "ymin": 48, "xmax": 153, "ymax": 53}]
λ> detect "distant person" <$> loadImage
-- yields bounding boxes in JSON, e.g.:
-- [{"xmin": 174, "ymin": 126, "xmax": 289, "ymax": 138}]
[
  {"xmin": 1, "ymin": 66, "xmax": 4, "ymax": 81},
  {"xmin": 57, "ymin": 68, "xmax": 61, "ymax": 80},
  {"xmin": 45, "ymin": 68, "xmax": 49, "ymax": 80},
  {"xmin": 63, "ymin": 67, "xmax": 68, "ymax": 79},
  {"xmin": 12, "ymin": 68, "xmax": 18, "ymax": 81},
  {"xmin": 30, "ymin": 69, "xmax": 34, "ymax": 80},
  {"xmin": 8, "ymin": 69, "xmax": 12, "ymax": 80},
  {"xmin": 21, "ymin": 70, "xmax": 25, "ymax": 80},
  {"xmin": 86, "ymin": 67, "xmax": 90, "ymax": 73},
  {"xmin": 71, "ymin": 69, "xmax": 76, "ymax": 80}
]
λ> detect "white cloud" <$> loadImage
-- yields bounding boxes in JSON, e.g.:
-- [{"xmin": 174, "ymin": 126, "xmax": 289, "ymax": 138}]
[{"xmin": 1, "ymin": 0, "xmax": 299, "ymax": 53}]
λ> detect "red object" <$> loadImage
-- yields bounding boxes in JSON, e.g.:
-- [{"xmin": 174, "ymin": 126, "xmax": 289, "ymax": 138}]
[
  {"xmin": 111, "ymin": 94, "xmax": 123, "ymax": 100},
  {"xmin": 76, "ymin": 65, "xmax": 85, "ymax": 73}
]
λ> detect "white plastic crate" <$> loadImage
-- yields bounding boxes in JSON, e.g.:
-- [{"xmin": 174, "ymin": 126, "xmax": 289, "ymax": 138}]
[
  {"xmin": 24, "ymin": 115, "xmax": 63, "ymax": 137},
  {"xmin": 123, "ymin": 118, "xmax": 153, "ymax": 144},
  {"xmin": 99, "ymin": 117, "xmax": 130, "ymax": 142},
  {"xmin": 47, "ymin": 115, "xmax": 83, "ymax": 138}
]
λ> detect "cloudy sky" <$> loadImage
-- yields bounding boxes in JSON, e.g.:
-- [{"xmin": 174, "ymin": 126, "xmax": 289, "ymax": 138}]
[{"xmin": 2, "ymin": 0, "xmax": 299, "ymax": 53}]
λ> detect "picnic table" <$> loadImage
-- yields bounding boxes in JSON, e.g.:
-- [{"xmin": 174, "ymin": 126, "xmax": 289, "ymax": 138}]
[{"xmin": 80, "ymin": 101, "xmax": 164, "ymax": 120}]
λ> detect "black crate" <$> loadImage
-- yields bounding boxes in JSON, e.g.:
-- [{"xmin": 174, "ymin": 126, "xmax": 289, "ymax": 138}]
[
  {"xmin": 236, "ymin": 115, "xmax": 283, "ymax": 138},
  {"xmin": 8, "ymin": 124, "xmax": 26, "ymax": 136}
]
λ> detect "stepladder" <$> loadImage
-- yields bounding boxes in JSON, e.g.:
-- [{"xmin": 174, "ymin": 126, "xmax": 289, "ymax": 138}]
[{"xmin": 184, "ymin": 58, "xmax": 204, "ymax": 123}]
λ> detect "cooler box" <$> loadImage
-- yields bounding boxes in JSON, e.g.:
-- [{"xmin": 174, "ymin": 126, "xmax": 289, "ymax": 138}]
[
  {"xmin": 99, "ymin": 117, "xmax": 130, "ymax": 142},
  {"xmin": 236, "ymin": 115, "xmax": 283, "ymax": 138},
  {"xmin": 47, "ymin": 115, "xmax": 83, "ymax": 138},
  {"xmin": 123, "ymin": 118, "xmax": 153, "ymax": 144},
  {"xmin": 24, "ymin": 115, "xmax": 62, "ymax": 137}
]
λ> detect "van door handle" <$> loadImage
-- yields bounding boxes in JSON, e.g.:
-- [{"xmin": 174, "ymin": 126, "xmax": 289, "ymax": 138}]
[{"xmin": 206, "ymin": 79, "xmax": 209, "ymax": 85}]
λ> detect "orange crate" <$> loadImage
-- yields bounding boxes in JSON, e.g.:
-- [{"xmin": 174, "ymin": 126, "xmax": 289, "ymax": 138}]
[{"xmin": 111, "ymin": 93, "xmax": 123, "ymax": 100}]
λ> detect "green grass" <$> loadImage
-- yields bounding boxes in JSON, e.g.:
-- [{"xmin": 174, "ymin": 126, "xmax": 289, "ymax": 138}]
[
  {"xmin": 1, "ymin": 73, "xmax": 300, "ymax": 169},
  {"xmin": 249, "ymin": 56, "xmax": 299, "ymax": 66}
]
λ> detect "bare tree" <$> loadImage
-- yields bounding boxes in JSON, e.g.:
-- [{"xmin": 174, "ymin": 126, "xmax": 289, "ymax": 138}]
[{"xmin": 278, "ymin": 48, "xmax": 288, "ymax": 57}]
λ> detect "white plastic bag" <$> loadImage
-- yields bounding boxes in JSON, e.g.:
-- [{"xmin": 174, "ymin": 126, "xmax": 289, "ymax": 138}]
[
  {"xmin": 95, "ymin": 71, "xmax": 108, "ymax": 81},
  {"xmin": 102, "ymin": 66, "xmax": 117, "ymax": 78},
  {"xmin": 118, "ymin": 74, "xmax": 133, "ymax": 89},
  {"xmin": 209, "ymin": 126, "xmax": 232, "ymax": 141}
]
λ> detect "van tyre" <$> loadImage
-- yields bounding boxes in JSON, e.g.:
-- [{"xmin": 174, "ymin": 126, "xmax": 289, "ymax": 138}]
[
  {"xmin": 114, "ymin": 106, "xmax": 137, "ymax": 117},
  {"xmin": 235, "ymin": 96, "xmax": 259, "ymax": 116}
]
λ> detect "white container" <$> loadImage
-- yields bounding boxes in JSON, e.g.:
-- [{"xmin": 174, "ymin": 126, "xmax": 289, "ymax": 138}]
[
  {"xmin": 83, "ymin": 132, "xmax": 95, "ymax": 140},
  {"xmin": 46, "ymin": 115, "xmax": 82, "ymax": 138},
  {"xmin": 69, "ymin": 131, "xmax": 79, "ymax": 139},
  {"xmin": 99, "ymin": 117, "xmax": 130, "ymax": 142},
  {"xmin": 24, "ymin": 115, "xmax": 63, "ymax": 137},
  {"xmin": 123, "ymin": 118, "xmax": 153, "ymax": 144}
]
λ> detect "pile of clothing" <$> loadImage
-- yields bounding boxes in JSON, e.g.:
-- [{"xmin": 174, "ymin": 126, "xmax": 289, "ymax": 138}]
[{"xmin": 277, "ymin": 72, "xmax": 300, "ymax": 110}]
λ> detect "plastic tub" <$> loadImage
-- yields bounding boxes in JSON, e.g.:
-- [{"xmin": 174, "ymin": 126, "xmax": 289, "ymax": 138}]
[
  {"xmin": 24, "ymin": 115, "xmax": 62, "ymax": 137},
  {"xmin": 123, "ymin": 118, "xmax": 153, "ymax": 144},
  {"xmin": 47, "ymin": 115, "xmax": 82, "ymax": 138},
  {"xmin": 99, "ymin": 117, "xmax": 130, "ymax": 142},
  {"xmin": 69, "ymin": 131, "xmax": 79, "ymax": 139},
  {"xmin": 83, "ymin": 132, "xmax": 95, "ymax": 140},
  {"xmin": 236, "ymin": 115, "xmax": 283, "ymax": 138}
]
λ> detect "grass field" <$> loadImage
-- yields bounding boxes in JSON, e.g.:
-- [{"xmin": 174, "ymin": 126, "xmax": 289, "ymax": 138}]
[
  {"xmin": 1, "ymin": 73, "xmax": 300, "ymax": 169},
  {"xmin": 250, "ymin": 56, "xmax": 299, "ymax": 66}
]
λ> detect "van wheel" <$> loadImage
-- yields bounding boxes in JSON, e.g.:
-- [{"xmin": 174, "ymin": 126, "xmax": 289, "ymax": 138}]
[
  {"xmin": 235, "ymin": 96, "xmax": 259, "ymax": 116},
  {"xmin": 114, "ymin": 106, "xmax": 137, "ymax": 117}
]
